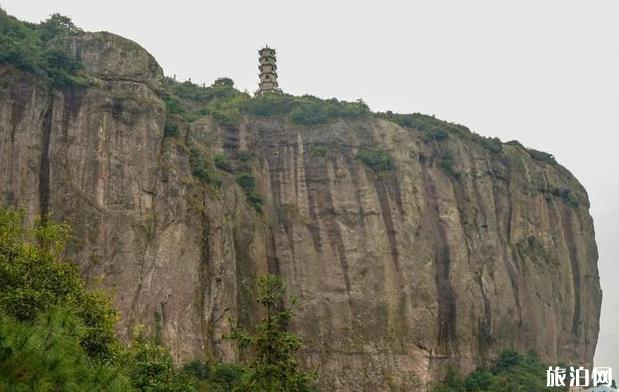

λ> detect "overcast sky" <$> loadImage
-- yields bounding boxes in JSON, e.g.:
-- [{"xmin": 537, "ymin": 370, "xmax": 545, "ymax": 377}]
[{"xmin": 3, "ymin": 0, "xmax": 617, "ymax": 374}]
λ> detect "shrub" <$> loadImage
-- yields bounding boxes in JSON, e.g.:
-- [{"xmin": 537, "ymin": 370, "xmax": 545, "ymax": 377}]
[
  {"xmin": 214, "ymin": 154, "xmax": 233, "ymax": 172},
  {"xmin": 0, "ymin": 9, "xmax": 87, "ymax": 88},
  {"xmin": 473, "ymin": 135, "xmax": 503, "ymax": 153},
  {"xmin": 236, "ymin": 172, "xmax": 262, "ymax": 212},
  {"xmin": 439, "ymin": 151, "xmax": 460, "ymax": 179},
  {"xmin": 127, "ymin": 334, "xmax": 194, "ymax": 392},
  {"xmin": 552, "ymin": 188, "xmax": 579, "ymax": 208},
  {"xmin": 190, "ymin": 147, "xmax": 221, "ymax": 187},
  {"xmin": 164, "ymin": 120, "xmax": 179, "ymax": 137},
  {"xmin": 213, "ymin": 77, "xmax": 234, "ymax": 87},
  {"xmin": 433, "ymin": 349, "xmax": 565, "ymax": 392},
  {"xmin": 376, "ymin": 111, "xmax": 469, "ymax": 137},
  {"xmin": 528, "ymin": 148, "xmax": 556, "ymax": 164},
  {"xmin": 356, "ymin": 147, "xmax": 395, "ymax": 172},
  {"xmin": 309, "ymin": 144, "xmax": 328, "ymax": 157}
]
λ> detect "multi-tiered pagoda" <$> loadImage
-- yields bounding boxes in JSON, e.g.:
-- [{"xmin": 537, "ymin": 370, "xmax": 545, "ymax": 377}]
[{"xmin": 257, "ymin": 46, "xmax": 281, "ymax": 94}]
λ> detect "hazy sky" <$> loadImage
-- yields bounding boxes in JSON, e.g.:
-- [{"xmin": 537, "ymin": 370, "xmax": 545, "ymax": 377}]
[{"xmin": 3, "ymin": 0, "xmax": 618, "ymax": 374}]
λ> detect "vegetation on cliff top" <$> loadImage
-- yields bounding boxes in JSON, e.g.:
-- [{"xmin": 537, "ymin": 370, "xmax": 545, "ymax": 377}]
[
  {"xmin": 1, "ymin": 9, "xmax": 558, "ymax": 166},
  {"xmin": 162, "ymin": 76, "xmax": 370, "ymax": 128},
  {"xmin": 0, "ymin": 8, "xmax": 87, "ymax": 88},
  {"xmin": 0, "ymin": 206, "xmax": 316, "ymax": 391}
]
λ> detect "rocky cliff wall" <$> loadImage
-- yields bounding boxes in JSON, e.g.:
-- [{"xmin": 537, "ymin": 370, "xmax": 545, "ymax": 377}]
[{"xmin": 0, "ymin": 32, "xmax": 601, "ymax": 391}]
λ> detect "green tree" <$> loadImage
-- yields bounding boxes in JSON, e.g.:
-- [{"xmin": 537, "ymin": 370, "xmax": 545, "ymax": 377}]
[
  {"xmin": 433, "ymin": 349, "xmax": 567, "ymax": 392},
  {"xmin": 39, "ymin": 13, "xmax": 82, "ymax": 41},
  {"xmin": 0, "ymin": 309, "xmax": 131, "ymax": 391},
  {"xmin": 127, "ymin": 333, "xmax": 194, "ymax": 392},
  {"xmin": 0, "ymin": 208, "xmax": 120, "ymax": 361},
  {"xmin": 213, "ymin": 77, "xmax": 234, "ymax": 87},
  {"xmin": 229, "ymin": 275, "xmax": 317, "ymax": 392}
]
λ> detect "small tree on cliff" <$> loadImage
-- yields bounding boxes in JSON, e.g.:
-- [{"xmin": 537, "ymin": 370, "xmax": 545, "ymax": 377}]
[{"xmin": 229, "ymin": 275, "xmax": 317, "ymax": 392}]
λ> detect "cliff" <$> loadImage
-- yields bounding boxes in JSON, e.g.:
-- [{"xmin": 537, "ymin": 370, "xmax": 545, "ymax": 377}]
[{"xmin": 0, "ymin": 31, "xmax": 601, "ymax": 390}]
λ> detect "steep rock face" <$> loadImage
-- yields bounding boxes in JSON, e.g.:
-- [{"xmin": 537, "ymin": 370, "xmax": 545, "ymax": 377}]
[{"xmin": 0, "ymin": 33, "xmax": 601, "ymax": 391}]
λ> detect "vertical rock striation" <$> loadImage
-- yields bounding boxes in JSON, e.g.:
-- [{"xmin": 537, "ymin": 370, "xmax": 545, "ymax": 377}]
[{"xmin": 0, "ymin": 32, "xmax": 601, "ymax": 391}]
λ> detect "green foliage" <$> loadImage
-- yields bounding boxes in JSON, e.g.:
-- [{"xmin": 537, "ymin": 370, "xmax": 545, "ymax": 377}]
[
  {"xmin": 237, "ymin": 151, "xmax": 253, "ymax": 163},
  {"xmin": 356, "ymin": 147, "xmax": 395, "ymax": 172},
  {"xmin": 472, "ymin": 135, "xmax": 503, "ymax": 153},
  {"xmin": 181, "ymin": 361, "xmax": 245, "ymax": 391},
  {"xmin": 433, "ymin": 349, "xmax": 567, "ymax": 392},
  {"xmin": 528, "ymin": 148, "xmax": 557, "ymax": 164},
  {"xmin": 0, "ymin": 207, "xmax": 321, "ymax": 391},
  {"xmin": 213, "ymin": 77, "xmax": 234, "ymax": 87},
  {"xmin": 377, "ymin": 111, "xmax": 506, "ymax": 154},
  {"xmin": 236, "ymin": 172, "xmax": 262, "ymax": 212},
  {"xmin": 161, "ymin": 78, "xmax": 250, "ymax": 125},
  {"xmin": 0, "ymin": 9, "xmax": 86, "ymax": 88},
  {"xmin": 214, "ymin": 154, "xmax": 233, "ymax": 172},
  {"xmin": 376, "ymin": 111, "xmax": 468, "ymax": 138},
  {"xmin": 243, "ymin": 93, "xmax": 370, "ymax": 125},
  {"xmin": 309, "ymin": 145, "xmax": 328, "ymax": 158},
  {"xmin": 164, "ymin": 120, "xmax": 179, "ymax": 138},
  {"xmin": 189, "ymin": 147, "xmax": 221, "ymax": 187},
  {"xmin": 288, "ymin": 96, "xmax": 369, "ymax": 125},
  {"xmin": 127, "ymin": 334, "xmax": 194, "ymax": 392},
  {"xmin": 229, "ymin": 275, "xmax": 317, "ymax": 392},
  {"xmin": 0, "ymin": 208, "xmax": 120, "ymax": 361},
  {"xmin": 552, "ymin": 188, "xmax": 579, "ymax": 208},
  {"xmin": 439, "ymin": 151, "xmax": 461, "ymax": 179},
  {"xmin": 0, "ymin": 310, "xmax": 131, "ymax": 391}
]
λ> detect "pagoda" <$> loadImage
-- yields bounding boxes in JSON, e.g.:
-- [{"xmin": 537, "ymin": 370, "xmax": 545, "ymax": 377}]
[{"xmin": 257, "ymin": 46, "xmax": 281, "ymax": 94}]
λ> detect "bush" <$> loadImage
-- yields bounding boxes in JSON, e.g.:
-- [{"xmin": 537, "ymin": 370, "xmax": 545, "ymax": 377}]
[
  {"xmin": 439, "ymin": 151, "xmax": 460, "ymax": 179},
  {"xmin": 213, "ymin": 77, "xmax": 234, "ymax": 87},
  {"xmin": 214, "ymin": 154, "xmax": 233, "ymax": 172},
  {"xmin": 552, "ymin": 188, "xmax": 579, "ymax": 208},
  {"xmin": 473, "ymin": 135, "xmax": 503, "ymax": 153},
  {"xmin": 309, "ymin": 145, "xmax": 328, "ymax": 157},
  {"xmin": 376, "ymin": 111, "xmax": 469, "ymax": 137},
  {"xmin": 0, "ymin": 9, "xmax": 87, "ymax": 88},
  {"xmin": 127, "ymin": 334, "xmax": 194, "ymax": 392},
  {"xmin": 164, "ymin": 120, "xmax": 179, "ymax": 138},
  {"xmin": 356, "ymin": 147, "xmax": 395, "ymax": 172},
  {"xmin": 433, "ymin": 349, "xmax": 566, "ymax": 392},
  {"xmin": 528, "ymin": 148, "xmax": 556, "ymax": 164},
  {"xmin": 236, "ymin": 172, "xmax": 262, "ymax": 212},
  {"xmin": 190, "ymin": 147, "xmax": 221, "ymax": 187}
]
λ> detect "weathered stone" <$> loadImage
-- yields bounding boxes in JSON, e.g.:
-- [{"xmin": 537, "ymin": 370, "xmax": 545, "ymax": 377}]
[{"xmin": 0, "ymin": 32, "xmax": 601, "ymax": 391}]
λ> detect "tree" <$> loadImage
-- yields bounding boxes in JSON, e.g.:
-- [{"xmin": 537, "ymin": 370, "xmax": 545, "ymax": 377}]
[
  {"xmin": 0, "ymin": 208, "xmax": 120, "ymax": 361},
  {"xmin": 213, "ymin": 77, "xmax": 234, "ymax": 87},
  {"xmin": 229, "ymin": 275, "xmax": 317, "ymax": 392},
  {"xmin": 0, "ymin": 309, "xmax": 131, "ymax": 391},
  {"xmin": 127, "ymin": 332, "xmax": 194, "ymax": 392},
  {"xmin": 39, "ymin": 13, "xmax": 81, "ymax": 41}
]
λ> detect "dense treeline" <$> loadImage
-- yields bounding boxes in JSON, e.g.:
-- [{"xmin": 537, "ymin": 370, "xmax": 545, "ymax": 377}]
[
  {"xmin": 0, "ymin": 207, "xmax": 316, "ymax": 391},
  {"xmin": 433, "ymin": 350, "xmax": 567, "ymax": 392},
  {"xmin": 0, "ymin": 8, "xmax": 87, "ymax": 87}
]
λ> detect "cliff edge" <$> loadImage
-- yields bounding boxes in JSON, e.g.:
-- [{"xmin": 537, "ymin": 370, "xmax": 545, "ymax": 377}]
[{"xmin": 0, "ymin": 31, "xmax": 601, "ymax": 391}]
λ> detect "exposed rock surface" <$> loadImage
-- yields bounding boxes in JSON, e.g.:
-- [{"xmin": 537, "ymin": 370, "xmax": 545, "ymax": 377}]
[{"xmin": 0, "ymin": 32, "xmax": 601, "ymax": 391}]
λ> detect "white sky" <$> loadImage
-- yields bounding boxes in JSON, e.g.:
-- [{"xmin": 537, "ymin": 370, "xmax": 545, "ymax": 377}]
[{"xmin": 3, "ymin": 0, "xmax": 617, "ymax": 373}]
